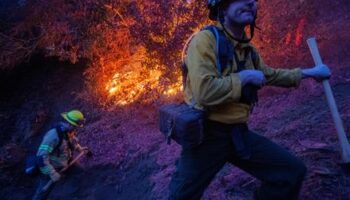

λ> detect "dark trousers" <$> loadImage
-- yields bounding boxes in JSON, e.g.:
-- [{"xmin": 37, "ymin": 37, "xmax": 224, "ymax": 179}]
[
  {"xmin": 169, "ymin": 121, "xmax": 307, "ymax": 200},
  {"xmin": 32, "ymin": 164, "xmax": 83, "ymax": 200},
  {"xmin": 32, "ymin": 174, "xmax": 56, "ymax": 200}
]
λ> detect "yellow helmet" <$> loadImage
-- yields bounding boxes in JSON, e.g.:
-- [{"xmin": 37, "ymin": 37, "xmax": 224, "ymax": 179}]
[{"xmin": 61, "ymin": 110, "xmax": 85, "ymax": 127}]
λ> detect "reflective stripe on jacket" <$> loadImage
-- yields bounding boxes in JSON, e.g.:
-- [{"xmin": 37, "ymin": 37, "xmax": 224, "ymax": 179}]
[{"xmin": 36, "ymin": 128, "xmax": 73, "ymax": 175}]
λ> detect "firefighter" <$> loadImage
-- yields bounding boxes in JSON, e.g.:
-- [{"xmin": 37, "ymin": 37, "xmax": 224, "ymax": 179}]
[
  {"xmin": 169, "ymin": 0, "xmax": 331, "ymax": 199},
  {"xmin": 32, "ymin": 110, "xmax": 90, "ymax": 200}
]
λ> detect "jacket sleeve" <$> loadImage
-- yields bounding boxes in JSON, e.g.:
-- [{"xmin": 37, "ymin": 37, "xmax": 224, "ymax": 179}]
[
  {"xmin": 185, "ymin": 30, "xmax": 242, "ymax": 107},
  {"xmin": 253, "ymin": 48, "xmax": 302, "ymax": 87},
  {"xmin": 36, "ymin": 131, "xmax": 59, "ymax": 176}
]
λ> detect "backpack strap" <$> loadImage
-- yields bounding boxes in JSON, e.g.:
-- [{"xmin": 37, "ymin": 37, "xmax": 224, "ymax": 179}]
[
  {"xmin": 250, "ymin": 47, "xmax": 259, "ymax": 69},
  {"xmin": 206, "ymin": 25, "xmax": 260, "ymax": 73},
  {"xmin": 205, "ymin": 26, "xmax": 260, "ymax": 107},
  {"xmin": 181, "ymin": 32, "xmax": 197, "ymax": 90},
  {"xmin": 54, "ymin": 126, "xmax": 64, "ymax": 153},
  {"xmin": 203, "ymin": 25, "xmax": 234, "ymax": 76},
  {"xmin": 54, "ymin": 125, "xmax": 74, "ymax": 154},
  {"xmin": 182, "ymin": 25, "xmax": 259, "ymax": 81},
  {"xmin": 203, "ymin": 26, "xmax": 222, "ymax": 75},
  {"xmin": 181, "ymin": 25, "xmax": 232, "ymax": 89},
  {"xmin": 181, "ymin": 25, "xmax": 260, "ymax": 107}
]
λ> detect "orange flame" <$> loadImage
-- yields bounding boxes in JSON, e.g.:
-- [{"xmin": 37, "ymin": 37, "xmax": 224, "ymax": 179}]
[
  {"xmin": 106, "ymin": 68, "xmax": 182, "ymax": 105},
  {"xmin": 104, "ymin": 46, "xmax": 182, "ymax": 106}
]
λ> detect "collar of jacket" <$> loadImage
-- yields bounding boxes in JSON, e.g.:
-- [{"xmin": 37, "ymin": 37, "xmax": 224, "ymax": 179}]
[{"xmin": 215, "ymin": 23, "xmax": 253, "ymax": 50}]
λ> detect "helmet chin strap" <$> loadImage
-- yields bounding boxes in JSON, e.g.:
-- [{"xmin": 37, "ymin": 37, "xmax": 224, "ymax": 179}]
[{"xmin": 220, "ymin": 15, "xmax": 258, "ymax": 43}]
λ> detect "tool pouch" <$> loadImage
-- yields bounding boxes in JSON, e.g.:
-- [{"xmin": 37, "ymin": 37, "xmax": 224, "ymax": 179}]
[{"xmin": 159, "ymin": 103, "xmax": 205, "ymax": 149}]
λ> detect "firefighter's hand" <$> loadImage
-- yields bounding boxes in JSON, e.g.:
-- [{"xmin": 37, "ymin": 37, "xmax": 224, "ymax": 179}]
[
  {"xmin": 49, "ymin": 171, "xmax": 61, "ymax": 182},
  {"xmin": 238, "ymin": 70, "xmax": 266, "ymax": 87},
  {"xmin": 81, "ymin": 146, "xmax": 93, "ymax": 157},
  {"xmin": 302, "ymin": 64, "xmax": 331, "ymax": 81}
]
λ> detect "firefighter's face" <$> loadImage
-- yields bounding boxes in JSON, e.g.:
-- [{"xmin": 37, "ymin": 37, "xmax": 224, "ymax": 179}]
[
  {"xmin": 224, "ymin": 0, "xmax": 257, "ymax": 26},
  {"xmin": 68, "ymin": 129, "xmax": 77, "ymax": 139}
]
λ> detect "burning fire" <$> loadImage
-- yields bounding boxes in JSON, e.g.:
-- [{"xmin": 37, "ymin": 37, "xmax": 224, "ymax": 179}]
[
  {"xmin": 1, "ymin": 1, "xmax": 319, "ymax": 108},
  {"xmin": 104, "ymin": 54, "xmax": 182, "ymax": 106},
  {"xmin": 106, "ymin": 69, "xmax": 182, "ymax": 105},
  {"xmin": 102, "ymin": 17, "xmax": 307, "ymax": 107}
]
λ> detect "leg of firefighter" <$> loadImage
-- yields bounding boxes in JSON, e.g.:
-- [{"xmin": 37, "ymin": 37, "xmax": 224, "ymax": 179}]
[
  {"xmin": 229, "ymin": 130, "xmax": 307, "ymax": 200},
  {"xmin": 169, "ymin": 127, "xmax": 233, "ymax": 200},
  {"xmin": 32, "ymin": 174, "xmax": 56, "ymax": 200}
]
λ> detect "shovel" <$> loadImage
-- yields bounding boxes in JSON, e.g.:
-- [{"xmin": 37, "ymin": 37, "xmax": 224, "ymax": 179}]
[
  {"xmin": 307, "ymin": 37, "xmax": 350, "ymax": 163},
  {"xmin": 41, "ymin": 150, "xmax": 88, "ymax": 192}
]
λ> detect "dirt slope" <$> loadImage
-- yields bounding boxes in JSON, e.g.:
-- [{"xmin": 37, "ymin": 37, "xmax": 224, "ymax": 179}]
[{"xmin": 1, "ymin": 58, "xmax": 350, "ymax": 199}]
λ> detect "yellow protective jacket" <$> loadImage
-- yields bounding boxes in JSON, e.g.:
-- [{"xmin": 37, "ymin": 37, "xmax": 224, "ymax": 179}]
[
  {"xmin": 36, "ymin": 125, "xmax": 81, "ymax": 176},
  {"xmin": 183, "ymin": 24, "xmax": 302, "ymax": 124}
]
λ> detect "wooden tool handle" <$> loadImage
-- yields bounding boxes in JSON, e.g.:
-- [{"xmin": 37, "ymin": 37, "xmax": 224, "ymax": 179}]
[
  {"xmin": 41, "ymin": 151, "xmax": 87, "ymax": 192},
  {"xmin": 307, "ymin": 38, "xmax": 350, "ymax": 163}
]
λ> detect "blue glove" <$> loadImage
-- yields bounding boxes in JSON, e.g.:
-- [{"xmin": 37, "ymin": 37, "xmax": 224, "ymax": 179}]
[
  {"xmin": 238, "ymin": 70, "xmax": 266, "ymax": 87},
  {"xmin": 302, "ymin": 64, "xmax": 331, "ymax": 81}
]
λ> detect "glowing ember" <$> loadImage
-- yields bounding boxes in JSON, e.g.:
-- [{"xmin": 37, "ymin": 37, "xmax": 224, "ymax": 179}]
[
  {"xmin": 163, "ymin": 82, "xmax": 182, "ymax": 96},
  {"xmin": 285, "ymin": 32, "xmax": 292, "ymax": 45},
  {"xmin": 295, "ymin": 18, "xmax": 306, "ymax": 46}
]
